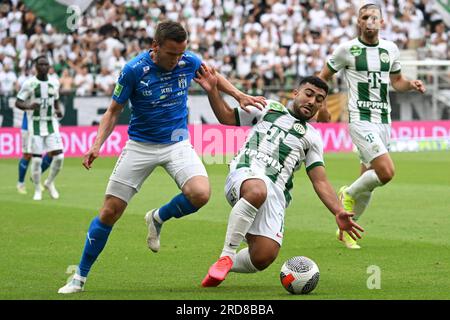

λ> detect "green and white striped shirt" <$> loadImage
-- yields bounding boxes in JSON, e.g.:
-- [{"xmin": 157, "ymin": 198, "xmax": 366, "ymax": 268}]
[
  {"xmin": 230, "ymin": 100, "xmax": 324, "ymax": 207},
  {"xmin": 327, "ymin": 37, "xmax": 401, "ymax": 124},
  {"xmin": 17, "ymin": 76, "xmax": 60, "ymax": 136}
]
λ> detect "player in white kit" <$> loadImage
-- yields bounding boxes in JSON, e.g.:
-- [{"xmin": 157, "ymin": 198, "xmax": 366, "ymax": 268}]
[
  {"xmin": 15, "ymin": 56, "xmax": 64, "ymax": 201},
  {"xmin": 194, "ymin": 65, "xmax": 364, "ymax": 287},
  {"xmin": 318, "ymin": 4, "xmax": 426, "ymax": 248}
]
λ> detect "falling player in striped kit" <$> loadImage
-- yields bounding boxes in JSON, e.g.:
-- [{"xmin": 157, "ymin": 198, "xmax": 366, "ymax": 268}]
[
  {"xmin": 194, "ymin": 65, "xmax": 364, "ymax": 287},
  {"xmin": 318, "ymin": 3, "xmax": 426, "ymax": 249},
  {"xmin": 15, "ymin": 56, "xmax": 64, "ymax": 201}
]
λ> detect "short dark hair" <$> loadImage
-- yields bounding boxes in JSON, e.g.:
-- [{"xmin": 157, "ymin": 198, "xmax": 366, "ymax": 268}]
[
  {"xmin": 154, "ymin": 20, "xmax": 188, "ymax": 46},
  {"xmin": 299, "ymin": 76, "xmax": 329, "ymax": 96},
  {"xmin": 359, "ymin": 3, "xmax": 382, "ymax": 18},
  {"xmin": 33, "ymin": 55, "xmax": 48, "ymax": 65}
]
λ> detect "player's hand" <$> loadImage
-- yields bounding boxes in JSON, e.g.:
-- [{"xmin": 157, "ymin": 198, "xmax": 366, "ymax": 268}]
[
  {"xmin": 238, "ymin": 94, "xmax": 266, "ymax": 113},
  {"xmin": 316, "ymin": 104, "xmax": 331, "ymax": 123},
  {"xmin": 194, "ymin": 64, "xmax": 218, "ymax": 93},
  {"xmin": 82, "ymin": 147, "xmax": 100, "ymax": 170},
  {"xmin": 335, "ymin": 210, "xmax": 364, "ymax": 241},
  {"xmin": 410, "ymin": 80, "xmax": 426, "ymax": 93},
  {"xmin": 29, "ymin": 102, "xmax": 40, "ymax": 110}
]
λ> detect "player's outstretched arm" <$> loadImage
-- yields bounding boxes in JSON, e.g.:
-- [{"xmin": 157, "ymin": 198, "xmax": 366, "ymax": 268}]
[
  {"xmin": 215, "ymin": 69, "xmax": 266, "ymax": 113},
  {"xmin": 390, "ymin": 73, "xmax": 426, "ymax": 93},
  {"xmin": 194, "ymin": 65, "xmax": 237, "ymax": 125},
  {"xmin": 307, "ymin": 165, "xmax": 364, "ymax": 241},
  {"xmin": 83, "ymin": 100, "xmax": 124, "ymax": 170}
]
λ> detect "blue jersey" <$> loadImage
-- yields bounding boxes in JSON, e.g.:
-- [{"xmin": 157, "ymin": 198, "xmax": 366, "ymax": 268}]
[{"xmin": 112, "ymin": 50, "xmax": 202, "ymax": 143}]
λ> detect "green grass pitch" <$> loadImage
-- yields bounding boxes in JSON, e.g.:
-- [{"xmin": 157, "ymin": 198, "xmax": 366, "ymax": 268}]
[{"xmin": 1, "ymin": 151, "xmax": 449, "ymax": 300}]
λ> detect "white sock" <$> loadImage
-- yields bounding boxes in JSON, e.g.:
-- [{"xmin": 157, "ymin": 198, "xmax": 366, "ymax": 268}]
[
  {"xmin": 353, "ymin": 191, "xmax": 372, "ymax": 221},
  {"xmin": 31, "ymin": 157, "xmax": 42, "ymax": 189},
  {"xmin": 346, "ymin": 169, "xmax": 382, "ymax": 198},
  {"xmin": 220, "ymin": 198, "xmax": 258, "ymax": 259},
  {"xmin": 46, "ymin": 153, "xmax": 64, "ymax": 184},
  {"xmin": 153, "ymin": 209, "xmax": 163, "ymax": 224},
  {"xmin": 230, "ymin": 247, "xmax": 259, "ymax": 273}
]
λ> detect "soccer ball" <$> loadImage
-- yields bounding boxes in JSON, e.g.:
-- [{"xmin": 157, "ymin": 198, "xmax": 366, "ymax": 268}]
[{"xmin": 280, "ymin": 256, "xmax": 320, "ymax": 294}]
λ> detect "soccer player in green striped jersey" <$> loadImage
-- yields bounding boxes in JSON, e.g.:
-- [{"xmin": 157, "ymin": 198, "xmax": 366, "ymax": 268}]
[
  {"xmin": 15, "ymin": 56, "xmax": 64, "ymax": 201},
  {"xmin": 318, "ymin": 3, "xmax": 426, "ymax": 249},
  {"xmin": 194, "ymin": 65, "xmax": 364, "ymax": 287}
]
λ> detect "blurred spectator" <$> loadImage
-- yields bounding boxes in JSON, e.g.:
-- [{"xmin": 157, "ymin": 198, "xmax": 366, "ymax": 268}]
[
  {"xmin": 430, "ymin": 21, "xmax": 448, "ymax": 59},
  {"xmin": 74, "ymin": 66, "xmax": 94, "ymax": 96},
  {"xmin": 59, "ymin": 68, "xmax": 75, "ymax": 95},
  {"xmin": 95, "ymin": 67, "xmax": 115, "ymax": 96},
  {"xmin": 0, "ymin": 64, "xmax": 17, "ymax": 97},
  {"xmin": 0, "ymin": 0, "xmax": 448, "ymax": 97}
]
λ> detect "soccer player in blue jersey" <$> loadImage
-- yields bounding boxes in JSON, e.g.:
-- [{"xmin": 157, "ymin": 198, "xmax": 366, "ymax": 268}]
[{"xmin": 58, "ymin": 20, "xmax": 266, "ymax": 294}]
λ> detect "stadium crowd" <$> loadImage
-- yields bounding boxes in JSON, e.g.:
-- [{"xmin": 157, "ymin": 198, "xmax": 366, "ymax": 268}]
[{"xmin": 0, "ymin": 0, "xmax": 449, "ymax": 98}]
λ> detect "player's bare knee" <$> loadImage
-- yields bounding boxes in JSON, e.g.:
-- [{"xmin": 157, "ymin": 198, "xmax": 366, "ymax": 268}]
[
  {"xmin": 250, "ymin": 252, "xmax": 277, "ymax": 271},
  {"xmin": 185, "ymin": 186, "xmax": 210, "ymax": 208},
  {"xmin": 377, "ymin": 167, "xmax": 395, "ymax": 184},
  {"xmin": 99, "ymin": 196, "xmax": 127, "ymax": 225},
  {"xmin": 241, "ymin": 180, "xmax": 267, "ymax": 208}
]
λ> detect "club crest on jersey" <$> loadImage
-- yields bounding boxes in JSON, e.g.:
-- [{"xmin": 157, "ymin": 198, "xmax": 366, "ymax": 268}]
[
  {"xmin": 178, "ymin": 76, "xmax": 187, "ymax": 89},
  {"xmin": 293, "ymin": 123, "xmax": 306, "ymax": 135},
  {"xmin": 380, "ymin": 52, "xmax": 390, "ymax": 63},
  {"xmin": 350, "ymin": 45, "xmax": 362, "ymax": 56},
  {"xmin": 178, "ymin": 60, "xmax": 186, "ymax": 68},
  {"xmin": 143, "ymin": 66, "xmax": 150, "ymax": 73}
]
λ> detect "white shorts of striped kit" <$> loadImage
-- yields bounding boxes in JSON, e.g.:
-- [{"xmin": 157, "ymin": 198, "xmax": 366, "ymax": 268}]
[
  {"xmin": 225, "ymin": 167, "xmax": 286, "ymax": 246},
  {"xmin": 25, "ymin": 132, "xmax": 64, "ymax": 155},
  {"xmin": 349, "ymin": 121, "xmax": 391, "ymax": 167}
]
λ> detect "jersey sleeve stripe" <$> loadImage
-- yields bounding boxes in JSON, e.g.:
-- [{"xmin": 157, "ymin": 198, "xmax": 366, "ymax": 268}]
[
  {"xmin": 326, "ymin": 61, "xmax": 338, "ymax": 73},
  {"xmin": 306, "ymin": 161, "xmax": 324, "ymax": 172}
]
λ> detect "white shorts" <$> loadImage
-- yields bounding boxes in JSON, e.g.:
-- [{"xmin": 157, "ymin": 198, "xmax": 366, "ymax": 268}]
[
  {"xmin": 107, "ymin": 139, "xmax": 208, "ymax": 201},
  {"xmin": 25, "ymin": 132, "xmax": 64, "ymax": 155},
  {"xmin": 349, "ymin": 121, "xmax": 391, "ymax": 167},
  {"xmin": 225, "ymin": 167, "xmax": 286, "ymax": 246}
]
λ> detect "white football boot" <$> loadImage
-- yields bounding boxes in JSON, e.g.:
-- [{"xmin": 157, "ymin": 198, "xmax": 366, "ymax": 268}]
[{"xmin": 58, "ymin": 273, "xmax": 86, "ymax": 294}]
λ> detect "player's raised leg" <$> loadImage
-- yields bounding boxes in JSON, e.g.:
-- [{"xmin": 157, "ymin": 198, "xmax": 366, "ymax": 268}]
[
  {"xmin": 146, "ymin": 141, "xmax": 210, "ymax": 252},
  {"xmin": 58, "ymin": 195, "xmax": 127, "ymax": 294},
  {"xmin": 338, "ymin": 153, "xmax": 393, "ymax": 249},
  {"xmin": 147, "ymin": 175, "xmax": 210, "ymax": 252}
]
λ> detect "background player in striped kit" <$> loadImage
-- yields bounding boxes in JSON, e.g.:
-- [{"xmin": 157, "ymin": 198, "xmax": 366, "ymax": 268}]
[
  {"xmin": 318, "ymin": 3, "xmax": 426, "ymax": 249},
  {"xmin": 194, "ymin": 65, "xmax": 363, "ymax": 287},
  {"xmin": 16, "ymin": 110, "xmax": 53, "ymax": 195},
  {"xmin": 15, "ymin": 56, "xmax": 64, "ymax": 201}
]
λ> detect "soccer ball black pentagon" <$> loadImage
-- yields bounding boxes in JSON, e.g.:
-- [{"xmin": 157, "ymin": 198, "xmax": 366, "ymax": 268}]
[{"xmin": 280, "ymin": 256, "xmax": 320, "ymax": 294}]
